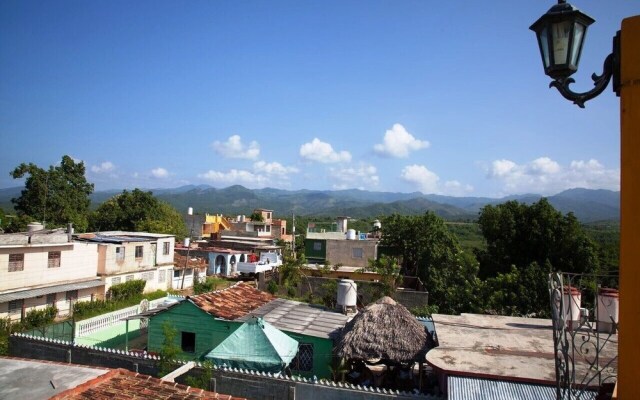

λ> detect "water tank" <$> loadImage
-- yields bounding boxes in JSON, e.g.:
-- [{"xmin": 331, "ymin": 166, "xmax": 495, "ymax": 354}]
[
  {"xmin": 346, "ymin": 229, "xmax": 357, "ymax": 240},
  {"xmin": 562, "ymin": 286, "xmax": 581, "ymax": 331},
  {"xmin": 27, "ymin": 222, "xmax": 44, "ymax": 233},
  {"xmin": 183, "ymin": 238, "xmax": 190, "ymax": 247},
  {"xmin": 373, "ymin": 219, "xmax": 382, "ymax": 230},
  {"xmin": 337, "ymin": 279, "xmax": 357, "ymax": 307},
  {"xmin": 597, "ymin": 288, "xmax": 619, "ymax": 333}
]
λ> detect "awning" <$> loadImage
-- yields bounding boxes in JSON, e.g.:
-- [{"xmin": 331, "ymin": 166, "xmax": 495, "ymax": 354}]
[
  {"xmin": 0, "ymin": 279, "xmax": 105, "ymax": 303},
  {"xmin": 205, "ymin": 317, "xmax": 299, "ymax": 373}
]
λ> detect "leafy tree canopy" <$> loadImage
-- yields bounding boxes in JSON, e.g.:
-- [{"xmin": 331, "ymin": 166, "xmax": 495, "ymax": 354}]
[
  {"xmin": 9, "ymin": 155, "xmax": 94, "ymax": 232},
  {"xmin": 476, "ymin": 198, "xmax": 599, "ymax": 278},
  {"xmin": 89, "ymin": 189, "xmax": 188, "ymax": 239}
]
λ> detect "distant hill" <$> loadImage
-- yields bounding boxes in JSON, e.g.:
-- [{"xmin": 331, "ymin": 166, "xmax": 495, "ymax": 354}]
[{"xmin": 0, "ymin": 185, "xmax": 619, "ymax": 223}]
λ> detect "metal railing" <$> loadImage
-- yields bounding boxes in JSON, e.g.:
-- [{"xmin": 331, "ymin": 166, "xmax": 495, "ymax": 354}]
[{"xmin": 549, "ymin": 272, "xmax": 618, "ymax": 399}]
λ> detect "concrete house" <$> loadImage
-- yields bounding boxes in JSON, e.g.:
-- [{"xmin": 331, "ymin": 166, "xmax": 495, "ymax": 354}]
[
  {"xmin": 74, "ymin": 231, "xmax": 175, "ymax": 296},
  {"xmin": 146, "ymin": 282, "xmax": 349, "ymax": 379},
  {"xmin": 305, "ymin": 217, "xmax": 379, "ymax": 269},
  {"xmin": 0, "ymin": 224, "xmax": 103, "ymax": 321}
]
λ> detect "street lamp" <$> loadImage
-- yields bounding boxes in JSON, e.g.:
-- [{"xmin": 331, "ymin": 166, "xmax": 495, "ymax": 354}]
[{"xmin": 530, "ymin": 0, "xmax": 620, "ymax": 107}]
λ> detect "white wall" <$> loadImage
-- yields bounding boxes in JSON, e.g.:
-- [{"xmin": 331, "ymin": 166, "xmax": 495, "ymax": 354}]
[
  {"xmin": 102, "ymin": 266, "xmax": 173, "ymax": 295},
  {"xmin": 0, "ymin": 242, "xmax": 99, "ymax": 292}
]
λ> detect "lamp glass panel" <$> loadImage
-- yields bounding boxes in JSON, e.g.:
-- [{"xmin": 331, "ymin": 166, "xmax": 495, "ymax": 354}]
[
  {"xmin": 551, "ymin": 20, "xmax": 572, "ymax": 65},
  {"xmin": 538, "ymin": 26, "xmax": 550, "ymax": 68},
  {"xmin": 570, "ymin": 23, "xmax": 585, "ymax": 66}
]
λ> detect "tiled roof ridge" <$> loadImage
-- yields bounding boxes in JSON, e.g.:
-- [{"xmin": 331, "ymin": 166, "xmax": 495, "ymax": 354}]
[{"xmin": 187, "ymin": 282, "xmax": 276, "ymax": 320}]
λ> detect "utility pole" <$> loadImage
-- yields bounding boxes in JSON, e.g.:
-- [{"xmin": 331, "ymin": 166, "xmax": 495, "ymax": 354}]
[
  {"xmin": 181, "ymin": 207, "xmax": 194, "ymax": 290},
  {"xmin": 292, "ymin": 213, "xmax": 296, "ymax": 261}
]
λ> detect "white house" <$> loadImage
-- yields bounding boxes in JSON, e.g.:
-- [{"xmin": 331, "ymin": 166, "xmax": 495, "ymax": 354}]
[
  {"xmin": 0, "ymin": 224, "xmax": 103, "ymax": 321},
  {"xmin": 74, "ymin": 231, "xmax": 175, "ymax": 296}
]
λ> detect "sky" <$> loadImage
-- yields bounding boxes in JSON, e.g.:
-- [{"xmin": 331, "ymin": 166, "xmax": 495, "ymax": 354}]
[{"xmin": 1, "ymin": 1, "xmax": 637, "ymax": 198}]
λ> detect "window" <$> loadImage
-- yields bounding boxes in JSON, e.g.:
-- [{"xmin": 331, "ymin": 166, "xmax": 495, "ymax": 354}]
[
  {"xmin": 181, "ymin": 332, "xmax": 196, "ymax": 353},
  {"xmin": 8, "ymin": 254, "xmax": 24, "ymax": 272},
  {"xmin": 352, "ymin": 248, "xmax": 363, "ymax": 259},
  {"xmin": 313, "ymin": 242, "xmax": 322, "ymax": 251},
  {"xmin": 48, "ymin": 251, "xmax": 61, "ymax": 268},
  {"xmin": 291, "ymin": 343, "xmax": 314, "ymax": 372},
  {"xmin": 135, "ymin": 246, "xmax": 143, "ymax": 259},
  {"xmin": 163, "ymin": 242, "xmax": 170, "ymax": 255},
  {"xmin": 173, "ymin": 270, "xmax": 180, "ymax": 278},
  {"xmin": 185, "ymin": 268, "xmax": 193, "ymax": 276},
  {"xmin": 158, "ymin": 269, "xmax": 166, "ymax": 283},
  {"xmin": 8, "ymin": 299, "xmax": 23, "ymax": 314},
  {"xmin": 126, "ymin": 275, "xmax": 134, "ymax": 282},
  {"xmin": 66, "ymin": 290, "xmax": 78, "ymax": 301},
  {"xmin": 112, "ymin": 277, "xmax": 121, "ymax": 285},
  {"xmin": 116, "ymin": 247, "xmax": 125, "ymax": 262},
  {"xmin": 46, "ymin": 293, "xmax": 56, "ymax": 306}
]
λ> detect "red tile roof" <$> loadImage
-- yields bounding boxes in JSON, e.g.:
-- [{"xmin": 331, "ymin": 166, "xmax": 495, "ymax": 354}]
[
  {"xmin": 50, "ymin": 368, "xmax": 245, "ymax": 399},
  {"xmin": 189, "ymin": 282, "xmax": 275, "ymax": 320},
  {"xmin": 174, "ymin": 252, "xmax": 208, "ymax": 270}
]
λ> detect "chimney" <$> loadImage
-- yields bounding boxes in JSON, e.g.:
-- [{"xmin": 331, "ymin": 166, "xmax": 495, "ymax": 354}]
[{"xmin": 67, "ymin": 223, "xmax": 74, "ymax": 242}]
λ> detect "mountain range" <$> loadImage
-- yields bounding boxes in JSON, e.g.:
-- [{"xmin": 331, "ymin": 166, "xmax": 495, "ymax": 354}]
[{"xmin": 0, "ymin": 185, "xmax": 620, "ymax": 223}]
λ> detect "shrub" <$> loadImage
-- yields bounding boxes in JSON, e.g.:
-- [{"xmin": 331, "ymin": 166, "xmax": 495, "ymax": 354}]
[
  {"xmin": 109, "ymin": 280, "xmax": 146, "ymax": 301},
  {"xmin": 266, "ymin": 280, "xmax": 279, "ymax": 295}
]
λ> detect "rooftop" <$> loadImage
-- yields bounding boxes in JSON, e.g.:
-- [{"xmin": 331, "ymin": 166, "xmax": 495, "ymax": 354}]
[
  {"xmin": 0, "ymin": 228, "xmax": 70, "ymax": 246},
  {"xmin": 75, "ymin": 231, "xmax": 174, "ymax": 244},
  {"xmin": 189, "ymin": 282, "xmax": 275, "ymax": 320},
  {"xmin": 174, "ymin": 251, "xmax": 208, "ymax": 270},
  {"xmin": 236, "ymin": 297, "xmax": 350, "ymax": 340},
  {"xmin": 426, "ymin": 313, "xmax": 618, "ymax": 385},
  {"xmin": 0, "ymin": 357, "xmax": 109, "ymax": 399},
  {"xmin": 50, "ymin": 367, "xmax": 245, "ymax": 399}
]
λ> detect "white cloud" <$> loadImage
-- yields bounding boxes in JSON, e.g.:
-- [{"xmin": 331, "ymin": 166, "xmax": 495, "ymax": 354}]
[
  {"xmin": 151, "ymin": 167, "xmax": 169, "ymax": 178},
  {"xmin": 400, "ymin": 165, "xmax": 440, "ymax": 193},
  {"xmin": 400, "ymin": 164, "xmax": 472, "ymax": 195},
  {"xmin": 253, "ymin": 161, "xmax": 299, "ymax": 176},
  {"xmin": 91, "ymin": 161, "xmax": 115, "ymax": 174},
  {"xmin": 374, "ymin": 123, "xmax": 429, "ymax": 158},
  {"xmin": 489, "ymin": 157, "xmax": 619, "ymax": 194},
  {"xmin": 299, "ymin": 138, "xmax": 351, "ymax": 163},
  {"xmin": 211, "ymin": 135, "xmax": 260, "ymax": 160},
  {"xmin": 198, "ymin": 169, "xmax": 268, "ymax": 186},
  {"xmin": 329, "ymin": 164, "xmax": 379, "ymax": 189},
  {"xmin": 444, "ymin": 180, "xmax": 474, "ymax": 196}
]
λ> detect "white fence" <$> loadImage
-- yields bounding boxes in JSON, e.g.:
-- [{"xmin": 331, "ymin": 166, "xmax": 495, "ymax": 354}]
[{"xmin": 74, "ymin": 296, "xmax": 180, "ymax": 338}]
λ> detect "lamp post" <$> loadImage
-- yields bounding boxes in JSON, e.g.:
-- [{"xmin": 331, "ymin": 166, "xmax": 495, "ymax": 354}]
[
  {"xmin": 531, "ymin": 2, "xmax": 640, "ymax": 398},
  {"xmin": 529, "ymin": 0, "xmax": 619, "ymax": 108}
]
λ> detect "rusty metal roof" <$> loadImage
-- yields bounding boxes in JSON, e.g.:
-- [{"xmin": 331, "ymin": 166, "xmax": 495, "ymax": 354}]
[{"xmin": 188, "ymin": 282, "xmax": 275, "ymax": 320}]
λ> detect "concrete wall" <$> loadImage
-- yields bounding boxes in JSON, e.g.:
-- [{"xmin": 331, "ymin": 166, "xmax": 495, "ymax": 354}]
[
  {"xmin": 325, "ymin": 239, "xmax": 377, "ymax": 269},
  {"xmin": 102, "ymin": 266, "xmax": 173, "ymax": 294},
  {"xmin": 9, "ymin": 335, "xmax": 439, "ymax": 400}
]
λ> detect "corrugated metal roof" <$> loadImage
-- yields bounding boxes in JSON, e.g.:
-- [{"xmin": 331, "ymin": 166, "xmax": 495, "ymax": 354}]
[
  {"xmin": 237, "ymin": 297, "xmax": 350, "ymax": 340},
  {"xmin": 0, "ymin": 279, "xmax": 105, "ymax": 303},
  {"xmin": 448, "ymin": 376, "xmax": 596, "ymax": 400}
]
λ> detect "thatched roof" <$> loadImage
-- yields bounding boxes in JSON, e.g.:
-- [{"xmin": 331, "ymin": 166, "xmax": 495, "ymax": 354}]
[{"xmin": 335, "ymin": 297, "xmax": 433, "ymax": 364}]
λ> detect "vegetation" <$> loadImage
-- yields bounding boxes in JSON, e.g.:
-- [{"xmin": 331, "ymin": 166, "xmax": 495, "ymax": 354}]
[
  {"xmin": 7, "ymin": 155, "xmax": 94, "ymax": 232},
  {"xmin": 108, "ymin": 279, "xmax": 146, "ymax": 301},
  {"xmin": 158, "ymin": 321, "xmax": 181, "ymax": 376},
  {"xmin": 0, "ymin": 306, "xmax": 58, "ymax": 355},
  {"xmin": 193, "ymin": 276, "xmax": 230, "ymax": 295},
  {"xmin": 357, "ymin": 256, "xmax": 402, "ymax": 297},
  {"xmin": 89, "ymin": 189, "xmax": 188, "ymax": 239},
  {"xmin": 73, "ymin": 289, "xmax": 167, "ymax": 321}
]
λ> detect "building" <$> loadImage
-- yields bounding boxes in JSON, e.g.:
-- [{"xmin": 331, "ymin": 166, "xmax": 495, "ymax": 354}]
[
  {"xmin": 74, "ymin": 231, "xmax": 175, "ymax": 296},
  {"xmin": 0, "ymin": 225, "xmax": 104, "ymax": 321},
  {"xmin": 305, "ymin": 217, "xmax": 379, "ymax": 269},
  {"xmin": 146, "ymin": 282, "xmax": 350, "ymax": 379},
  {"xmin": 201, "ymin": 213, "xmax": 232, "ymax": 239},
  {"xmin": 0, "ymin": 357, "xmax": 245, "ymax": 400},
  {"xmin": 172, "ymin": 249, "xmax": 208, "ymax": 290},
  {"xmin": 425, "ymin": 313, "xmax": 618, "ymax": 397}
]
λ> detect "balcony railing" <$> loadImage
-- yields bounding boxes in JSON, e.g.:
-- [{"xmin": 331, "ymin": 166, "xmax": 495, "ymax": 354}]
[{"xmin": 549, "ymin": 272, "xmax": 618, "ymax": 399}]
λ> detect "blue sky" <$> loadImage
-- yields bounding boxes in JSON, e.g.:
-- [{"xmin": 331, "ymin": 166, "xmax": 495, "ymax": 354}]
[{"xmin": 1, "ymin": 1, "xmax": 636, "ymax": 197}]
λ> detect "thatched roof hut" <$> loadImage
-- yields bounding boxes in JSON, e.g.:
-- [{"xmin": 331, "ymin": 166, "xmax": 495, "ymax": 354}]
[{"xmin": 336, "ymin": 297, "xmax": 434, "ymax": 364}]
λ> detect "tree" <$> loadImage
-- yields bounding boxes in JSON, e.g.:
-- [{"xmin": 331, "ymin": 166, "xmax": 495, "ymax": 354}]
[
  {"xmin": 89, "ymin": 189, "xmax": 188, "ymax": 238},
  {"xmin": 10, "ymin": 155, "xmax": 94, "ymax": 231},
  {"xmin": 379, "ymin": 212, "xmax": 481, "ymax": 314},
  {"xmin": 476, "ymin": 198, "xmax": 599, "ymax": 278}
]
